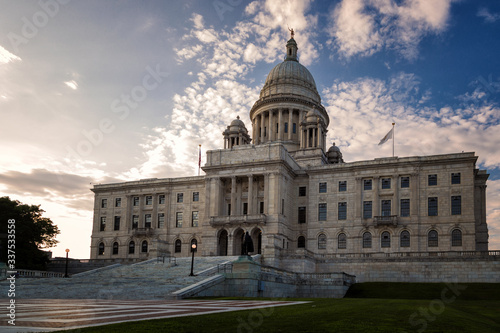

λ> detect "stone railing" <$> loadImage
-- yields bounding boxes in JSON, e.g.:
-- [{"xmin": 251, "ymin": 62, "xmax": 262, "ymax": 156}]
[
  {"xmin": 209, "ymin": 214, "xmax": 266, "ymax": 226},
  {"xmin": 3, "ymin": 269, "xmax": 66, "ymax": 278},
  {"xmin": 373, "ymin": 215, "xmax": 398, "ymax": 226},
  {"xmin": 315, "ymin": 250, "xmax": 500, "ymax": 260},
  {"xmin": 132, "ymin": 227, "xmax": 156, "ymax": 237}
]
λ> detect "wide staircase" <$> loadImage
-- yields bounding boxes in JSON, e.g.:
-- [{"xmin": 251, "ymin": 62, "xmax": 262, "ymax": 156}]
[{"xmin": 6, "ymin": 256, "xmax": 240, "ymax": 300}]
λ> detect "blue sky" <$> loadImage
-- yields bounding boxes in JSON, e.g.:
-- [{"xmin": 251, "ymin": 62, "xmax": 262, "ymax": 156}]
[{"xmin": 1, "ymin": 0, "xmax": 499, "ymax": 258}]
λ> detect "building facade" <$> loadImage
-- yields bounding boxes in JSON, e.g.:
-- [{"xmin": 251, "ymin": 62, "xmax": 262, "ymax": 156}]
[{"xmin": 90, "ymin": 35, "xmax": 489, "ymax": 266}]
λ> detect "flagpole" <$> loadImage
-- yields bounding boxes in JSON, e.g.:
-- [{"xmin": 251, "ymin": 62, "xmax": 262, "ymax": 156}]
[
  {"xmin": 392, "ymin": 122, "xmax": 395, "ymax": 157},
  {"xmin": 198, "ymin": 144, "xmax": 201, "ymax": 176}
]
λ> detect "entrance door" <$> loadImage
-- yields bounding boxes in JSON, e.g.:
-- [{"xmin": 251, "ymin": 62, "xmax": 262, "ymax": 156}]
[{"xmin": 218, "ymin": 230, "xmax": 228, "ymax": 256}]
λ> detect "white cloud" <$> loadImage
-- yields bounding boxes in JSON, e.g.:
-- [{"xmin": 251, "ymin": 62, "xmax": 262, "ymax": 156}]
[
  {"xmin": 0, "ymin": 45, "xmax": 21, "ymax": 64},
  {"xmin": 328, "ymin": 0, "xmax": 454, "ymax": 60},
  {"xmin": 64, "ymin": 80, "xmax": 78, "ymax": 90},
  {"xmin": 477, "ymin": 7, "xmax": 500, "ymax": 24}
]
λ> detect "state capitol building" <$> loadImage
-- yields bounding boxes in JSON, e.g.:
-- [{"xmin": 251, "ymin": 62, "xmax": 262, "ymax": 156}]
[{"xmin": 90, "ymin": 34, "xmax": 490, "ymax": 267}]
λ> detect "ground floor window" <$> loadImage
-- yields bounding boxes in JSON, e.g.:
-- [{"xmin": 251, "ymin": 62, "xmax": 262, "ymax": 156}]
[
  {"xmin": 363, "ymin": 232, "xmax": 372, "ymax": 248},
  {"xmin": 451, "ymin": 229, "xmax": 462, "ymax": 246},
  {"xmin": 298, "ymin": 236, "xmax": 306, "ymax": 248},
  {"xmin": 141, "ymin": 240, "xmax": 148, "ymax": 253}
]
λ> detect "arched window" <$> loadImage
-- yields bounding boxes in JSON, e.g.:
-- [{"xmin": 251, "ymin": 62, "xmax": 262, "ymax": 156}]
[
  {"xmin": 428, "ymin": 230, "xmax": 438, "ymax": 247},
  {"xmin": 338, "ymin": 233, "xmax": 347, "ymax": 249},
  {"xmin": 381, "ymin": 231, "xmax": 391, "ymax": 248},
  {"xmin": 400, "ymin": 230, "xmax": 410, "ymax": 248},
  {"xmin": 298, "ymin": 236, "xmax": 306, "ymax": 248},
  {"xmin": 141, "ymin": 240, "xmax": 148, "ymax": 253},
  {"xmin": 451, "ymin": 229, "xmax": 462, "ymax": 247},
  {"xmin": 362, "ymin": 232, "xmax": 372, "ymax": 248},
  {"xmin": 128, "ymin": 241, "xmax": 135, "ymax": 254},
  {"xmin": 112, "ymin": 242, "xmax": 119, "ymax": 255},
  {"xmin": 175, "ymin": 239, "xmax": 182, "ymax": 253},
  {"xmin": 318, "ymin": 234, "xmax": 327, "ymax": 249},
  {"xmin": 98, "ymin": 242, "xmax": 105, "ymax": 255},
  {"xmin": 191, "ymin": 238, "xmax": 198, "ymax": 252}
]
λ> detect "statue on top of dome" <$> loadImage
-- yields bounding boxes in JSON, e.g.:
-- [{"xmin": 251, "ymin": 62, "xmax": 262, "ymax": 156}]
[{"xmin": 288, "ymin": 26, "xmax": 295, "ymax": 39}]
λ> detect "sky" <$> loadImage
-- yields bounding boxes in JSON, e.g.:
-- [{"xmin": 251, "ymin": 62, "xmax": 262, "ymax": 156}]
[{"xmin": 1, "ymin": 0, "xmax": 500, "ymax": 259}]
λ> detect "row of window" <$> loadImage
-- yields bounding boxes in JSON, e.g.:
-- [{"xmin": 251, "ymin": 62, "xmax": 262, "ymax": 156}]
[
  {"xmin": 98, "ymin": 239, "xmax": 197, "ymax": 255},
  {"xmin": 258, "ymin": 122, "xmax": 297, "ymax": 137},
  {"xmin": 100, "ymin": 192, "xmax": 200, "ymax": 208},
  {"xmin": 297, "ymin": 229, "xmax": 463, "ymax": 250},
  {"xmin": 99, "ymin": 211, "xmax": 199, "ymax": 231},
  {"xmin": 298, "ymin": 173, "xmax": 462, "ymax": 197}
]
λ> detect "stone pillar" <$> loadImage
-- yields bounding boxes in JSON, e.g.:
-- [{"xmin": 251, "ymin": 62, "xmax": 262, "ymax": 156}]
[
  {"xmin": 355, "ymin": 177, "xmax": 362, "ymax": 219},
  {"xmin": 288, "ymin": 109, "xmax": 293, "ymax": 140},
  {"xmin": 410, "ymin": 173, "xmax": 419, "ymax": 216},
  {"xmin": 394, "ymin": 175, "xmax": 399, "ymax": 216},
  {"xmin": 231, "ymin": 176, "xmax": 236, "ymax": 216},
  {"xmin": 373, "ymin": 176, "xmax": 380, "ymax": 216},
  {"xmin": 263, "ymin": 174, "xmax": 269, "ymax": 214},
  {"xmin": 278, "ymin": 109, "xmax": 283, "ymax": 141},
  {"xmin": 260, "ymin": 113, "xmax": 265, "ymax": 144},
  {"xmin": 269, "ymin": 110, "xmax": 274, "ymax": 141},
  {"xmin": 248, "ymin": 175, "xmax": 253, "ymax": 215}
]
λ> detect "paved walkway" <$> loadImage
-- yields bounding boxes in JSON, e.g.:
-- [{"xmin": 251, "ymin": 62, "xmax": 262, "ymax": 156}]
[{"xmin": 0, "ymin": 298, "xmax": 307, "ymax": 332}]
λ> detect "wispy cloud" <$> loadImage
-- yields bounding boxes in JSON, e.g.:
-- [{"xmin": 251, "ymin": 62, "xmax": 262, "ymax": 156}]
[
  {"xmin": 477, "ymin": 7, "xmax": 500, "ymax": 24},
  {"xmin": 0, "ymin": 44, "xmax": 21, "ymax": 64}
]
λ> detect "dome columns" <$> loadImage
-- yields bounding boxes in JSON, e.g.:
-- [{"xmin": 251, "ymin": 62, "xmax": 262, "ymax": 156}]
[
  {"xmin": 251, "ymin": 108, "xmax": 301, "ymax": 145},
  {"xmin": 223, "ymin": 116, "xmax": 251, "ymax": 149}
]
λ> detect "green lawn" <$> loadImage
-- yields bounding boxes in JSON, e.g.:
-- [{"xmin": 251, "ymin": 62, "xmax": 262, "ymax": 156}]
[{"xmin": 62, "ymin": 283, "xmax": 500, "ymax": 333}]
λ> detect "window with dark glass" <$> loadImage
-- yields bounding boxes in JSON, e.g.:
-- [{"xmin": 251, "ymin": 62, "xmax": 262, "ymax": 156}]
[
  {"xmin": 400, "ymin": 199, "xmax": 410, "ymax": 217},
  {"xmin": 259, "ymin": 202, "xmax": 264, "ymax": 214},
  {"xmin": 284, "ymin": 122, "xmax": 288, "ymax": 133},
  {"xmin": 318, "ymin": 203, "xmax": 327, "ymax": 221},
  {"xmin": 381, "ymin": 178, "xmax": 391, "ymax": 189},
  {"xmin": 175, "ymin": 239, "xmax": 182, "ymax": 253},
  {"xmin": 176, "ymin": 212, "xmax": 183, "ymax": 228},
  {"xmin": 428, "ymin": 197, "xmax": 438, "ymax": 216},
  {"xmin": 363, "ymin": 201, "xmax": 372, "ymax": 219},
  {"xmin": 98, "ymin": 242, "xmax": 105, "ymax": 255},
  {"xmin": 338, "ymin": 233, "xmax": 347, "ymax": 249},
  {"xmin": 101, "ymin": 199, "xmax": 107, "ymax": 208},
  {"xmin": 100, "ymin": 217, "xmax": 106, "ymax": 231},
  {"xmin": 298, "ymin": 206, "xmax": 306, "ymax": 224},
  {"xmin": 381, "ymin": 231, "xmax": 391, "ymax": 248},
  {"xmin": 114, "ymin": 216, "xmax": 120, "ymax": 231},
  {"xmin": 299, "ymin": 186, "xmax": 306, "ymax": 196},
  {"xmin": 243, "ymin": 203, "xmax": 248, "ymax": 215},
  {"xmin": 428, "ymin": 174, "xmax": 437, "ymax": 186},
  {"xmin": 132, "ymin": 215, "xmax": 138, "ymax": 229},
  {"xmin": 318, "ymin": 234, "xmax": 327, "ymax": 249},
  {"xmin": 319, "ymin": 182, "xmax": 327, "ymax": 193},
  {"xmin": 115, "ymin": 198, "xmax": 121, "ymax": 207},
  {"xmin": 159, "ymin": 194, "xmax": 165, "ymax": 204},
  {"xmin": 451, "ymin": 173, "xmax": 461, "ymax": 185},
  {"xmin": 428, "ymin": 230, "xmax": 438, "ymax": 247},
  {"xmin": 451, "ymin": 229, "xmax": 462, "ymax": 247},
  {"xmin": 363, "ymin": 232, "xmax": 372, "ymax": 248},
  {"xmin": 339, "ymin": 181, "xmax": 347, "ymax": 192},
  {"xmin": 192, "ymin": 211, "xmax": 199, "ymax": 227},
  {"xmin": 298, "ymin": 236, "xmax": 306, "ymax": 248},
  {"xmin": 381, "ymin": 200, "xmax": 392, "ymax": 216},
  {"xmin": 133, "ymin": 196, "xmax": 139, "ymax": 206},
  {"xmin": 400, "ymin": 176, "xmax": 410, "ymax": 188},
  {"xmin": 128, "ymin": 241, "xmax": 135, "ymax": 254},
  {"xmin": 141, "ymin": 240, "xmax": 148, "ymax": 253},
  {"xmin": 364, "ymin": 179, "xmax": 372, "ymax": 190},
  {"xmin": 400, "ymin": 230, "xmax": 410, "ymax": 247},
  {"xmin": 145, "ymin": 196, "xmax": 153, "ymax": 205},
  {"xmin": 177, "ymin": 193, "xmax": 183, "ymax": 203},
  {"xmin": 112, "ymin": 242, "xmax": 119, "ymax": 255},
  {"xmin": 293, "ymin": 123, "xmax": 296, "ymax": 133},
  {"xmin": 145, "ymin": 214, "xmax": 152, "ymax": 228},
  {"xmin": 228, "ymin": 203, "xmax": 231, "ymax": 216},
  {"xmin": 451, "ymin": 196, "xmax": 461, "ymax": 215},
  {"xmin": 158, "ymin": 213, "xmax": 164, "ymax": 228},
  {"xmin": 193, "ymin": 192, "xmax": 199, "ymax": 202},
  {"xmin": 338, "ymin": 202, "xmax": 347, "ymax": 220}
]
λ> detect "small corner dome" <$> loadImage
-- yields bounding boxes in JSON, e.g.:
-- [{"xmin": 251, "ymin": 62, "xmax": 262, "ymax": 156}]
[
  {"xmin": 328, "ymin": 143, "xmax": 341, "ymax": 153},
  {"xmin": 327, "ymin": 143, "xmax": 344, "ymax": 164},
  {"xmin": 229, "ymin": 116, "xmax": 247, "ymax": 131},
  {"xmin": 306, "ymin": 108, "xmax": 322, "ymax": 121}
]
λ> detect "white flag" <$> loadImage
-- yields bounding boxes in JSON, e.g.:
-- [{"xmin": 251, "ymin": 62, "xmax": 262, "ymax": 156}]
[{"xmin": 378, "ymin": 128, "xmax": 393, "ymax": 145}]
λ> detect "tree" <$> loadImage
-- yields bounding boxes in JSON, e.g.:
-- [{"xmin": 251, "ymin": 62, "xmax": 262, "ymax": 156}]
[{"xmin": 0, "ymin": 196, "xmax": 60, "ymax": 270}]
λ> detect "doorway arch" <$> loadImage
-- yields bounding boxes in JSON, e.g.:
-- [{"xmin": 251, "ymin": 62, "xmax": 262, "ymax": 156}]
[
  {"xmin": 218, "ymin": 230, "xmax": 228, "ymax": 256},
  {"xmin": 233, "ymin": 228, "xmax": 245, "ymax": 255},
  {"xmin": 251, "ymin": 228, "xmax": 262, "ymax": 254}
]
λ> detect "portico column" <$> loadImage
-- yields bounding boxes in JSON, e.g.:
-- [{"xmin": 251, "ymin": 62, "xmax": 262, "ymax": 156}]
[
  {"xmin": 313, "ymin": 127, "xmax": 317, "ymax": 147},
  {"xmin": 260, "ymin": 113, "xmax": 265, "ymax": 143},
  {"xmin": 231, "ymin": 176, "xmax": 236, "ymax": 216},
  {"xmin": 278, "ymin": 109, "xmax": 283, "ymax": 140},
  {"xmin": 288, "ymin": 109, "xmax": 293, "ymax": 140},
  {"xmin": 248, "ymin": 175, "xmax": 253, "ymax": 215},
  {"xmin": 268, "ymin": 111, "xmax": 273, "ymax": 141}
]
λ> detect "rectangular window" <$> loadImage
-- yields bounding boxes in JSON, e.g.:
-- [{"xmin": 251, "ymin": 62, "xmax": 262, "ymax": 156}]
[
  {"xmin": 338, "ymin": 202, "xmax": 347, "ymax": 220},
  {"xmin": 400, "ymin": 199, "xmax": 410, "ymax": 217},
  {"xmin": 451, "ymin": 196, "xmax": 461, "ymax": 215},
  {"xmin": 284, "ymin": 122, "xmax": 288, "ymax": 133},
  {"xmin": 145, "ymin": 195, "xmax": 153, "ymax": 205},
  {"xmin": 381, "ymin": 200, "xmax": 391, "ymax": 217},
  {"xmin": 318, "ymin": 203, "xmax": 327, "ymax": 221},
  {"xmin": 176, "ymin": 212, "xmax": 183, "ymax": 228},
  {"xmin": 145, "ymin": 214, "xmax": 152, "ymax": 228},
  {"xmin": 276, "ymin": 123, "xmax": 279, "ymax": 133},
  {"xmin": 243, "ymin": 202, "xmax": 248, "ymax": 215},
  {"xmin": 177, "ymin": 193, "xmax": 183, "ymax": 203},
  {"xmin": 158, "ymin": 213, "xmax": 165, "ymax": 228},
  {"xmin": 193, "ymin": 192, "xmax": 199, "ymax": 202},
  {"xmin": 428, "ymin": 174, "xmax": 437, "ymax": 186},
  {"xmin": 133, "ymin": 196, "xmax": 139, "ymax": 206},
  {"xmin": 299, "ymin": 186, "xmax": 306, "ymax": 196},
  {"xmin": 364, "ymin": 179, "xmax": 372, "ymax": 190},
  {"xmin": 401, "ymin": 176, "xmax": 410, "ymax": 188},
  {"xmin": 381, "ymin": 178, "xmax": 391, "ymax": 189},
  {"xmin": 260, "ymin": 201, "xmax": 264, "ymax": 214},
  {"xmin": 228, "ymin": 203, "xmax": 231, "ymax": 216},
  {"xmin": 298, "ymin": 206, "xmax": 306, "ymax": 224},
  {"xmin": 101, "ymin": 199, "xmax": 107, "ymax": 208},
  {"xmin": 100, "ymin": 217, "xmax": 106, "ymax": 231},
  {"xmin": 115, "ymin": 198, "xmax": 121, "ymax": 207},
  {"xmin": 281, "ymin": 199, "xmax": 285, "ymax": 215},
  {"xmin": 363, "ymin": 201, "xmax": 372, "ymax": 219},
  {"xmin": 114, "ymin": 216, "xmax": 120, "ymax": 231},
  {"xmin": 159, "ymin": 194, "xmax": 165, "ymax": 204},
  {"xmin": 293, "ymin": 123, "xmax": 296, "ymax": 134},
  {"xmin": 192, "ymin": 211, "xmax": 199, "ymax": 227},
  {"xmin": 451, "ymin": 173, "xmax": 461, "ymax": 185},
  {"xmin": 338, "ymin": 181, "xmax": 347, "ymax": 192},
  {"xmin": 428, "ymin": 197, "xmax": 438, "ymax": 216},
  {"xmin": 319, "ymin": 182, "xmax": 327, "ymax": 193},
  {"xmin": 132, "ymin": 215, "xmax": 138, "ymax": 229}
]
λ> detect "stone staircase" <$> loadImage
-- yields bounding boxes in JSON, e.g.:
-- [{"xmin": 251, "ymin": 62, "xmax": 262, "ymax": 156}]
[{"xmin": 4, "ymin": 256, "xmax": 240, "ymax": 300}]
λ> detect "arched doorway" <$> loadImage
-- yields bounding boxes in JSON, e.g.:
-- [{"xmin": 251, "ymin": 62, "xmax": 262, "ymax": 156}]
[
  {"xmin": 251, "ymin": 228, "xmax": 262, "ymax": 254},
  {"xmin": 218, "ymin": 230, "xmax": 228, "ymax": 256},
  {"xmin": 233, "ymin": 228, "xmax": 245, "ymax": 255}
]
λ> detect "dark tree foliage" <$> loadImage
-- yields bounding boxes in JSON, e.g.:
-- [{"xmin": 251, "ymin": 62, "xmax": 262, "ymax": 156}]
[{"xmin": 0, "ymin": 196, "xmax": 60, "ymax": 270}]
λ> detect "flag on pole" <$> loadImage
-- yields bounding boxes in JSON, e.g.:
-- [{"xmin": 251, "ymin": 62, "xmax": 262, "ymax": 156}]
[
  {"xmin": 198, "ymin": 145, "xmax": 202, "ymax": 176},
  {"xmin": 378, "ymin": 128, "xmax": 393, "ymax": 145}
]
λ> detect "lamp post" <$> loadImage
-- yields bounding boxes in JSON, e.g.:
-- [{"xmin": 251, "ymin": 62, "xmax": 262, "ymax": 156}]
[
  {"xmin": 189, "ymin": 243, "xmax": 197, "ymax": 276},
  {"xmin": 64, "ymin": 249, "xmax": 70, "ymax": 278}
]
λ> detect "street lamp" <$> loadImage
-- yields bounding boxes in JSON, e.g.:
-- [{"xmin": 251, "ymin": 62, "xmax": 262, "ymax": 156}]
[
  {"xmin": 64, "ymin": 249, "xmax": 70, "ymax": 278},
  {"xmin": 189, "ymin": 243, "xmax": 197, "ymax": 276}
]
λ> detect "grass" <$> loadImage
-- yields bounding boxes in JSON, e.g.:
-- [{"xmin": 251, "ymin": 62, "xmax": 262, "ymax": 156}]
[{"xmin": 61, "ymin": 283, "xmax": 500, "ymax": 333}]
